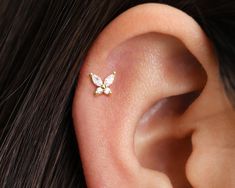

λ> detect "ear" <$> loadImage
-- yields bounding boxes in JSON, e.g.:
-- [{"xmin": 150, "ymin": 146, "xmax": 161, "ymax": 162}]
[{"xmin": 72, "ymin": 3, "xmax": 235, "ymax": 188}]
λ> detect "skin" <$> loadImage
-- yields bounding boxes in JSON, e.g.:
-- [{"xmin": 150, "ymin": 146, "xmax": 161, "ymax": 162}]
[{"xmin": 72, "ymin": 3, "xmax": 235, "ymax": 188}]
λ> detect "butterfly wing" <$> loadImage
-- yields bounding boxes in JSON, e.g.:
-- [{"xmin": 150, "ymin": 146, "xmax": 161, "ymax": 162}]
[
  {"xmin": 95, "ymin": 87, "xmax": 104, "ymax": 95},
  {"xmin": 90, "ymin": 73, "xmax": 103, "ymax": 86},
  {"xmin": 104, "ymin": 87, "xmax": 112, "ymax": 95},
  {"xmin": 104, "ymin": 72, "xmax": 116, "ymax": 87}
]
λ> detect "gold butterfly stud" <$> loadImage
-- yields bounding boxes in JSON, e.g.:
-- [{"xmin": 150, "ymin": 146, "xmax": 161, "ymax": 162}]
[{"xmin": 89, "ymin": 71, "xmax": 116, "ymax": 95}]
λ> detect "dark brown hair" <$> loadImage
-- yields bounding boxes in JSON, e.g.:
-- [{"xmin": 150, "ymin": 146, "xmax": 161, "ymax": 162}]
[{"xmin": 0, "ymin": 0, "xmax": 234, "ymax": 187}]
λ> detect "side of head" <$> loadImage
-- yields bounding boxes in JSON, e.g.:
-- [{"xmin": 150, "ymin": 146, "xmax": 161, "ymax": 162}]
[
  {"xmin": 73, "ymin": 3, "xmax": 235, "ymax": 188},
  {"xmin": 0, "ymin": 1, "xmax": 235, "ymax": 188}
]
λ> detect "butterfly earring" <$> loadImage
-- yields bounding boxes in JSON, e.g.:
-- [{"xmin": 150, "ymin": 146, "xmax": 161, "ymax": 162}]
[{"xmin": 89, "ymin": 71, "xmax": 116, "ymax": 95}]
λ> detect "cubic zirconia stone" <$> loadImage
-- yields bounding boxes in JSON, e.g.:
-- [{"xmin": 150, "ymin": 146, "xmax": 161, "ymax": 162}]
[
  {"xmin": 104, "ymin": 87, "xmax": 111, "ymax": 95},
  {"xmin": 95, "ymin": 87, "xmax": 103, "ymax": 94},
  {"xmin": 91, "ymin": 74, "xmax": 103, "ymax": 86},
  {"xmin": 104, "ymin": 74, "xmax": 115, "ymax": 86}
]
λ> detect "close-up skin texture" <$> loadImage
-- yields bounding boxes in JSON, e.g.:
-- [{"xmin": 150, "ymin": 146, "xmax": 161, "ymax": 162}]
[
  {"xmin": 0, "ymin": 0, "xmax": 235, "ymax": 188},
  {"xmin": 73, "ymin": 4, "xmax": 235, "ymax": 188}
]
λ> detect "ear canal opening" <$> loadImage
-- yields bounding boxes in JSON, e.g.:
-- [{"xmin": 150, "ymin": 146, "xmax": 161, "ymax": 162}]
[{"xmin": 134, "ymin": 91, "xmax": 202, "ymax": 188}]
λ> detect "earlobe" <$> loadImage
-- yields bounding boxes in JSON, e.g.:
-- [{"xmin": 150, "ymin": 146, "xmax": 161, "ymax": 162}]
[{"xmin": 73, "ymin": 3, "xmax": 217, "ymax": 188}]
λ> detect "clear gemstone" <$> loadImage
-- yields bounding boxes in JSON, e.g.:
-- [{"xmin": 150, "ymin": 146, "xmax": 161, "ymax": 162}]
[
  {"xmin": 91, "ymin": 74, "xmax": 103, "ymax": 86},
  {"xmin": 104, "ymin": 74, "xmax": 115, "ymax": 86},
  {"xmin": 95, "ymin": 87, "xmax": 103, "ymax": 94},
  {"xmin": 104, "ymin": 87, "xmax": 111, "ymax": 95}
]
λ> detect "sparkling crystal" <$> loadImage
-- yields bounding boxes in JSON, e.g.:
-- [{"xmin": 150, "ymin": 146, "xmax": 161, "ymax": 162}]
[
  {"xmin": 91, "ymin": 74, "xmax": 103, "ymax": 86},
  {"xmin": 104, "ymin": 87, "xmax": 111, "ymax": 95},
  {"xmin": 95, "ymin": 87, "xmax": 103, "ymax": 94},
  {"xmin": 104, "ymin": 73, "xmax": 115, "ymax": 86}
]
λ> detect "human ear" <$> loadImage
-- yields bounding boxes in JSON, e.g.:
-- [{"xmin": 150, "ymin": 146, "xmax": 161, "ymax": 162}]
[{"xmin": 72, "ymin": 3, "xmax": 235, "ymax": 188}]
